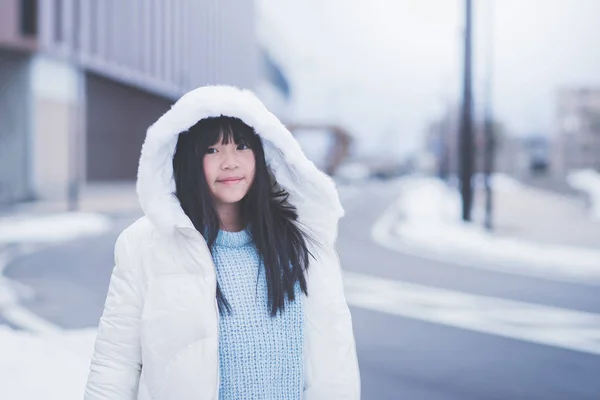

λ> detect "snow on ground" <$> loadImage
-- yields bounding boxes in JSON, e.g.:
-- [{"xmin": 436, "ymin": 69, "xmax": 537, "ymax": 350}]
[
  {"xmin": 389, "ymin": 175, "xmax": 600, "ymax": 272},
  {"xmin": 0, "ymin": 212, "xmax": 112, "ymax": 244},
  {"xmin": 0, "ymin": 326, "xmax": 97, "ymax": 400},
  {"xmin": 567, "ymin": 169, "xmax": 600, "ymax": 221},
  {"xmin": 0, "ymin": 325, "xmax": 155, "ymax": 400}
]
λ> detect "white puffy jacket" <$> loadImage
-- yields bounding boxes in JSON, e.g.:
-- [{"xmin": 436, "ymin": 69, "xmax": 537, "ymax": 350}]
[{"xmin": 84, "ymin": 86, "xmax": 361, "ymax": 400}]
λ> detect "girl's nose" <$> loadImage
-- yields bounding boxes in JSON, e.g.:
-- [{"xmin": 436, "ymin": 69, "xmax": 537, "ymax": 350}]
[{"xmin": 221, "ymin": 150, "xmax": 239, "ymax": 170}]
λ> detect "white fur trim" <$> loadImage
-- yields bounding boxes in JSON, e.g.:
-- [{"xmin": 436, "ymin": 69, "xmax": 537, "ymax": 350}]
[{"xmin": 136, "ymin": 85, "xmax": 344, "ymax": 240}]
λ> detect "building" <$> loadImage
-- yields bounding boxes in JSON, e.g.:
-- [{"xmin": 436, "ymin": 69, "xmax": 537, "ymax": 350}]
[
  {"xmin": 553, "ymin": 87, "xmax": 600, "ymax": 174},
  {"xmin": 424, "ymin": 105, "xmax": 528, "ymax": 178},
  {"xmin": 0, "ymin": 0, "xmax": 263, "ymax": 206}
]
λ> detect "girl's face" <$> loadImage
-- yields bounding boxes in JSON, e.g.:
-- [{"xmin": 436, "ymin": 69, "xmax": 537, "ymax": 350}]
[{"xmin": 203, "ymin": 138, "xmax": 256, "ymax": 206}]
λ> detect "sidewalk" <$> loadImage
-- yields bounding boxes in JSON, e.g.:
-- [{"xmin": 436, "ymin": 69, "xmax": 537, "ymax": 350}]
[
  {"xmin": 0, "ymin": 182, "xmax": 142, "ymax": 219},
  {"xmin": 473, "ymin": 177, "xmax": 600, "ymax": 249},
  {"xmin": 371, "ymin": 175, "xmax": 600, "ymax": 285}
]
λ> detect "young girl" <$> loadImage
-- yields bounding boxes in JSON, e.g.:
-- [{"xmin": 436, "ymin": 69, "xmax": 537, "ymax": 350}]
[{"xmin": 84, "ymin": 86, "xmax": 360, "ymax": 400}]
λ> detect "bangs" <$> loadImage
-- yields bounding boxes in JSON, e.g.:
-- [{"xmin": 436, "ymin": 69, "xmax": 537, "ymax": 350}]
[
  {"xmin": 204, "ymin": 117, "xmax": 254, "ymax": 147},
  {"xmin": 184, "ymin": 116, "xmax": 260, "ymax": 156}
]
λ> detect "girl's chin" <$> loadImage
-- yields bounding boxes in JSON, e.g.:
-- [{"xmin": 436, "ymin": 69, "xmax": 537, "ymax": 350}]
[{"xmin": 214, "ymin": 193, "xmax": 248, "ymax": 205}]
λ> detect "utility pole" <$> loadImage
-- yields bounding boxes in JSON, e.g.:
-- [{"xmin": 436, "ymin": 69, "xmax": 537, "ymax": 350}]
[
  {"xmin": 459, "ymin": 0, "xmax": 474, "ymax": 221},
  {"xmin": 68, "ymin": 1, "xmax": 86, "ymax": 212},
  {"xmin": 483, "ymin": 0, "xmax": 495, "ymax": 230},
  {"xmin": 438, "ymin": 109, "xmax": 450, "ymax": 181}
]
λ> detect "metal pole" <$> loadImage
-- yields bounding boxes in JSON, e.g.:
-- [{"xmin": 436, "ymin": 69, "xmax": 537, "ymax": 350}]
[
  {"xmin": 67, "ymin": 1, "xmax": 85, "ymax": 211},
  {"xmin": 438, "ymin": 108, "xmax": 450, "ymax": 181},
  {"xmin": 459, "ymin": 0, "xmax": 474, "ymax": 222},
  {"xmin": 483, "ymin": 0, "xmax": 495, "ymax": 230}
]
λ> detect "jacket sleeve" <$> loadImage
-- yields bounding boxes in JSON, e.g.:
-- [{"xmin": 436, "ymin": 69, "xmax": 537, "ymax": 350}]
[
  {"xmin": 303, "ymin": 242, "xmax": 361, "ymax": 400},
  {"xmin": 85, "ymin": 231, "xmax": 143, "ymax": 400}
]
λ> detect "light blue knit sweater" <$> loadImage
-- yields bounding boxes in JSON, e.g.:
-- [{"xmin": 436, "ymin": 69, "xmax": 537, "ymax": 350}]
[{"xmin": 212, "ymin": 229, "xmax": 304, "ymax": 400}]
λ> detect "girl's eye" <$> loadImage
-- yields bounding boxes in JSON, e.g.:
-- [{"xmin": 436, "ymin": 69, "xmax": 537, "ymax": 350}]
[
  {"xmin": 206, "ymin": 147, "xmax": 217, "ymax": 154},
  {"xmin": 237, "ymin": 143, "xmax": 250, "ymax": 150}
]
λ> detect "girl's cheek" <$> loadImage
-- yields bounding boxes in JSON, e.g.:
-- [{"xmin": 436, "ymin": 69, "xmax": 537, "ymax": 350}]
[{"xmin": 245, "ymin": 152, "xmax": 256, "ymax": 166}]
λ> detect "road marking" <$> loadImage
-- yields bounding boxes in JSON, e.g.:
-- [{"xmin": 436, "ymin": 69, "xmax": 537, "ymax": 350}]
[
  {"xmin": 371, "ymin": 192, "xmax": 600, "ymax": 286},
  {"xmin": 344, "ymin": 271, "xmax": 600, "ymax": 356}
]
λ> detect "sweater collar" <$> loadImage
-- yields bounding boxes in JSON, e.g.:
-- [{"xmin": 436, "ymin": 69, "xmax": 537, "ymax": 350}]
[{"xmin": 215, "ymin": 229, "xmax": 252, "ymax": 248}]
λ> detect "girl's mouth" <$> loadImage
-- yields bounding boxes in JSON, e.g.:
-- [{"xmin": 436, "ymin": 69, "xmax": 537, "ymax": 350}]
[{"xmin": 217, "ymin": 177, "xmax": 244, "ymax": 185}]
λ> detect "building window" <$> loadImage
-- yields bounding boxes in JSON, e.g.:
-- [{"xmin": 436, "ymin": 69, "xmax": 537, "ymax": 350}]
[{"xmin": 20, "ymin": 0, "xmax": 38, "ymax": 36}]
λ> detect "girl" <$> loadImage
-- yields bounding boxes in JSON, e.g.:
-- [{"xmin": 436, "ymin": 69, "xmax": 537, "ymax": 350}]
[{"xmin": 85, "ymin": 85, "xmax": 360, "ymax": 399}]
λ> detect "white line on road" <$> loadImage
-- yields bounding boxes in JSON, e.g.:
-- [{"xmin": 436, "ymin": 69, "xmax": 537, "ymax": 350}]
[
  {"xmin": 371, "ymin": 193, "xmax": 600, "ymax": 286},
  {"xmin": 344, "ymin": 271, "xmax": 600, "ymax": 356}
]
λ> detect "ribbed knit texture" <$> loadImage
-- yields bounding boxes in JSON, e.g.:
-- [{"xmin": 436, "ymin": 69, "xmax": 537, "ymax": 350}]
[{"xmin": 212, "ymin": 229, "xmax": 304, "ymax": 400}]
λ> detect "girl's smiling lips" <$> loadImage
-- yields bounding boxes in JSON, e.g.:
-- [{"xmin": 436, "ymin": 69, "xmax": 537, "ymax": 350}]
[{"xmin": 217, "ymin": 176, "xmax": 244, "ymax": 184}]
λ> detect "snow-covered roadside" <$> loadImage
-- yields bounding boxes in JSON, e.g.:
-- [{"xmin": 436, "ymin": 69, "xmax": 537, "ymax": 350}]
[
  {"xmin": 1, "ymin": 325, "xmax": 154, "ymax": 400},
  {"xmin": 0, "ymin": 212, "xmax": 112, "ymax": 244},
  {"xmin": 567, "ymin": 169, "xmax": 600, "ymax": 221},
  {"xmin": 0, "ymin": 326, "xmax": 96, "ymax": 400},
  {"xmin": 372, "ymin": 175, "xmax": 600, "ymax": 284}
]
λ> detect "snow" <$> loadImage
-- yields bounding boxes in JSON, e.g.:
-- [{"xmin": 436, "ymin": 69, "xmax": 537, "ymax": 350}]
[
  {"xmin": 0, "ymin": 326, "xmax": 96, "ymax": 400},
  {"xmin": 567, "ymin": 169, "xmax": 600, "ymax": 221},
  {"xmin": 0, "ymin": 212, "xmax": 112, "ymax": 243},
  {"xmin": 392, "ymin": 176, "xmax": 600, "ymax": 272},
  {"xmin": 0, "ymin": 326, "xmax": 154, "ymax": 400}
]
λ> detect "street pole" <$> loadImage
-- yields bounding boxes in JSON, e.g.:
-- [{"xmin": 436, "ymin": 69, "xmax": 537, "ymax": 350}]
[
  {"xmin": 439, "ymin": 121, "xmax": 449, "ymax": 181},
  {"xmin": 68, "ymin": 2, "xmax": 86, "ymax": 212},
  {"xmin": 483, "ymin": 0, "xmax": 495, "ymax": 230},
  {"xmin": 459, "ymin": 0, "xmax": 474, "ymax": 222},
  {"xmin": 438, "ymin": 106, "xmax": 450, "ymax": 181}
]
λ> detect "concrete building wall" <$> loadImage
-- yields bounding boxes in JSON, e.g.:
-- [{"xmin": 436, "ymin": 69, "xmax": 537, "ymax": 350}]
[
  {"xmin": 29, "ymin": 56, "xmax": 80, "ymax": 201},
  {"xmin": 39, "ymin": 0, "xmax": 259, "ymax": 98}
]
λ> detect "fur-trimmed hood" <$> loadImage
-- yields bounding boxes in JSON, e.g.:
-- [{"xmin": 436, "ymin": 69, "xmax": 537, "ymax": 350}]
[{"xmin": 136, "ymin": 85, "xmax": 344, "ymax": 241}]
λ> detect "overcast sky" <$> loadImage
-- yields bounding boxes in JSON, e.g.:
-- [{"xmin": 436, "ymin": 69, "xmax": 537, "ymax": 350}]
[{"xmin": 258, "ymin": 0, "xmax": 600, "ymax": 157}]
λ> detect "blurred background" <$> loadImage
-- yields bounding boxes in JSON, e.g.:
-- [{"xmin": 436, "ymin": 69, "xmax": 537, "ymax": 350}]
[{"xmin": 1, "ymin": 0, "xmax": 600, "ymax": 399}]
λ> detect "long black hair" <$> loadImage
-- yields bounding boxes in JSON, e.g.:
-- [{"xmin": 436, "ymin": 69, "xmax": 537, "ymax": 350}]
[{"xmin": 173, "ymin": 116, "xmax": 313, "ymax": 317}]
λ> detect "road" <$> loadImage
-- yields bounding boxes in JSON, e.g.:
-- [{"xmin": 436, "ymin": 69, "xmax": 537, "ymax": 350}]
[
  {"xmin": 2, "ymin": 180, "xmax": 600, "ymax": 399},
  {"xmin": 338, "ymin": 181, "xmax": 600, "ymax": 400}
]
